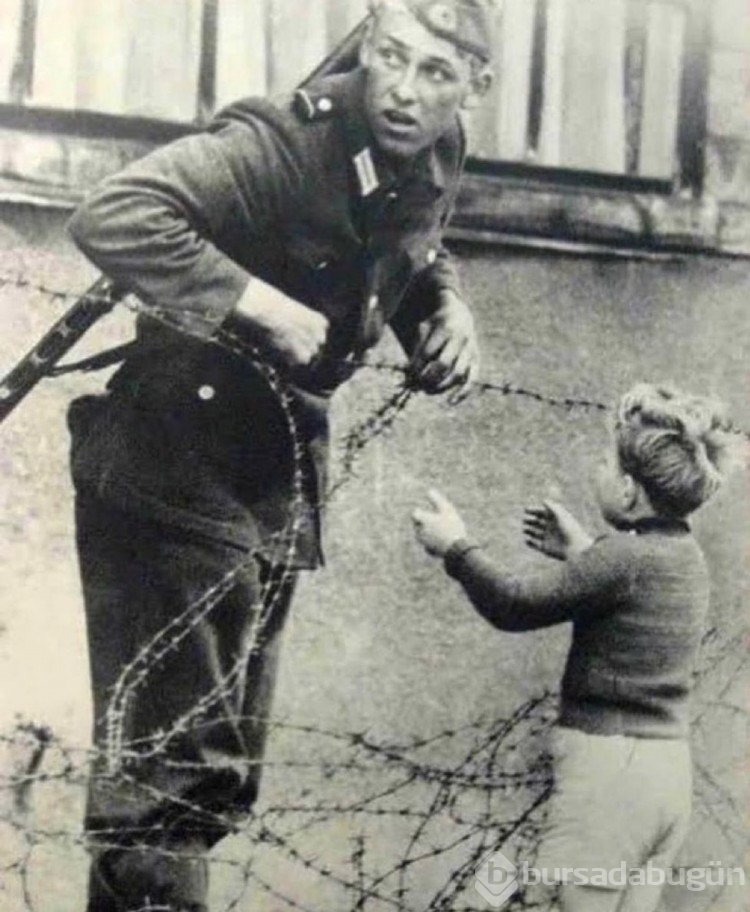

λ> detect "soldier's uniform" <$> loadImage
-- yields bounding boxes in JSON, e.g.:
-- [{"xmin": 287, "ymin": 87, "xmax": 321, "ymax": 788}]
[
  {"xmin": 70, "ymin": 67, "xmax": 465, "ymax": 567},
  {"xmin": 67, "ymin": 3, "xmax": 493, "ymax": 910}
]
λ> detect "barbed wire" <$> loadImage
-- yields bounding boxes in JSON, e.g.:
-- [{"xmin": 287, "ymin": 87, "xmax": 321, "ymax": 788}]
[
  {"xmin": 2, "ymin": 697, "xmax": 557, "ymax": 910},
  {"xmin": 1, "ymin": 632, "xmax": 746, "ymax": 911},
  {"xmin": 2, "ymin": 270, "xmax": 749, "ymax": 439}
]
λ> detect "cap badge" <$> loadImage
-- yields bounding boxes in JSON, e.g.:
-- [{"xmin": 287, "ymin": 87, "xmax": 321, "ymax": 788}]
[{"xmin": 426, "ymin": 2, "xmax": 458, "ymax": 32}]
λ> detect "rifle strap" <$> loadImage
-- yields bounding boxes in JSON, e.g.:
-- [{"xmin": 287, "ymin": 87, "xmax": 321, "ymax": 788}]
[{"xmin": 49, "ymin": 341, "xmax": 139, "ymax": 376}]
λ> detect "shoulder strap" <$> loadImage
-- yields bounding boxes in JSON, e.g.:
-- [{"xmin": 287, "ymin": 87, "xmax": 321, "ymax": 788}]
[{"xmin": 49, "ymin": 341, "xmax": 140, "ymax": 376}]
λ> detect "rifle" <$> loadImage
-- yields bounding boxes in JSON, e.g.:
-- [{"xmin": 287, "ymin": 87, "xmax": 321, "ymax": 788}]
[
  {"xmin": 0, "ymin": 277, "xmax": 124, "ymax": 423},
  {"xmin": 0, "ymin": 19, "xmax": 365, "ymax": 426}
]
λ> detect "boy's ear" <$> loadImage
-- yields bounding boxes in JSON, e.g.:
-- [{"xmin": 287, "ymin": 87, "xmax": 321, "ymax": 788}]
[{"xmin": 621, "ymin": 473, "xmax": 638, "ymax": 510}]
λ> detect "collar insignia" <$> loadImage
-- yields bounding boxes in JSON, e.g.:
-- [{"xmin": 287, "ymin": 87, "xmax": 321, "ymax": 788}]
[
  {"xmin": 293, "ymin": 88, "xmax": 316, "ymax": 121},
  {"xmin": 353, "ymin": 147, "xmax": 379, "ymax": 197}
]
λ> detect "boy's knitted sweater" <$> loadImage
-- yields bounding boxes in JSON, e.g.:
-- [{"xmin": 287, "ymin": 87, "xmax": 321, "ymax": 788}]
[{"xmin": 445, "ymin": 518, "xmax": 709, "ymax": 739}]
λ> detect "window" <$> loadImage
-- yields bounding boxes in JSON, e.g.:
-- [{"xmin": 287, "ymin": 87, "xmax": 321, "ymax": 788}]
[
  {"xmin": 466, "ymin": 0, "xmax": 709, "ymax": 194},
  {"xmin": 0, "ymin": 0, "xmax": 368, "ymax": 124},
  {"xmin": 0, "ymin": 0, "xmax": 709, "ymax": 198}
]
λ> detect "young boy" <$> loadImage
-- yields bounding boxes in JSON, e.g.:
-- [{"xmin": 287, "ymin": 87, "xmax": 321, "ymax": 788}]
[{"xmin": 412, "ymin": 383, "xmax": 739, "ymax": 912}]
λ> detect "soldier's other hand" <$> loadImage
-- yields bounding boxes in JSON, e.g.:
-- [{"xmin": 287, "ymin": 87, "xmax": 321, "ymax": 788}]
[
  {"xmin": 412, "ymin": 488, "xmax": 468, "ymax": 557},
  {"xmin": 409, "ymin": 291, "xmax": 479, "ymax": 400},
  {"xmin": 233, "ymin": 280, "xmax": 329, "ymax": 368}
]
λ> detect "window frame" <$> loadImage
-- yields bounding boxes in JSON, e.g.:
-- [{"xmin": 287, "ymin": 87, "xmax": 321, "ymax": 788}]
[
  {"xmin": 3, "ymin": 1, "xmax": 711, "ymax": 192},
  {"xmin": 0, "ymin": 3, "xmax": 722, "ymax": 255},
  {"xmin": 463, "ymin": 0, "xmax": 711, "ymax": 197}
]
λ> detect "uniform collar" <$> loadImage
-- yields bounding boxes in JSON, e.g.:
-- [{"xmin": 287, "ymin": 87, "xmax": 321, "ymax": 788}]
[{"xmin": 315, "ymin": 69, "xmax": 450, "ymax": 198}]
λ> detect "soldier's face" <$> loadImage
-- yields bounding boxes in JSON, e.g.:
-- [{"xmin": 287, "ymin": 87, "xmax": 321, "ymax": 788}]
[{"xmin": 360, "ymin": 6, "xmax": 490, "ymax": 159}]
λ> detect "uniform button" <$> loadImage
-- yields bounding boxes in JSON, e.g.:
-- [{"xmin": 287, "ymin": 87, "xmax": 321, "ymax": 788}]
[
  {"xmin": 317, "ymin": 97, "xmax": 332, "ymax": 113},
  {"xmin": 315, "ymin": 260, "xmax": 329, "ymax": 270},
  {"xmin": 426, "ymin": 248, "xmax": 437, "ymax": 264},
  {"xmin": 368, "ymin": 294, "xmax": 379, "ymax": 311},
  {"xmin": 387, "ymin": 190, "xmax": 398, "ymax": 201},
  {"xmin": 198, "ymin": 385, "xmax": 216, "ymax": 401}
]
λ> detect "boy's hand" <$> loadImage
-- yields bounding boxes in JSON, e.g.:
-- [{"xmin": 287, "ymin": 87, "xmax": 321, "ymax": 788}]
[
  {"xmin": 412, "ymin": 489, "xmax": 468, "ymax": 557},
  {"xmin": 523, "ymin": 500, "xmax": 593, "ymax": 561}
]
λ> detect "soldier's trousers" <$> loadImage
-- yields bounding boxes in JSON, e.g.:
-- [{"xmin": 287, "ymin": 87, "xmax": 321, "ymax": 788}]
[{"xmin": 74, "ymin": 492, "xmax": 297, "ymax": 912}]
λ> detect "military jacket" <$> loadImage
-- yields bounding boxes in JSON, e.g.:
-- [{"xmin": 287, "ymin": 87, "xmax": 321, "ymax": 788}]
[{"xmin": 67, "ymin": 69, "xmax": 466, "ymax": 567}]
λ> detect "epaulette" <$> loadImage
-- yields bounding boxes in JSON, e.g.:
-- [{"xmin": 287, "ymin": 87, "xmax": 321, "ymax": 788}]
[{"xmin": 292, "ymin": 87, "xmax": 337, "ymax": 123}]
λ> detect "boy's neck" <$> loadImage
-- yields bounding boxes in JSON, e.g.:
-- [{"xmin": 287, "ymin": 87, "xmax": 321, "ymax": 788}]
[
  {"xmin": 608, "ymin": 508, "xmax": 691, "ymax": 535},
  {"xmin": 625, "ymin": 515, "xmax": 691, "ymax": 535}
]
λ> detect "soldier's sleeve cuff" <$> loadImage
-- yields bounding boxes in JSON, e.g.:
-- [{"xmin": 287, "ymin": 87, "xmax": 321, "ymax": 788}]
[{"xmin": 427, "ymin": 252, "xmax": 463, "ymax": 299}]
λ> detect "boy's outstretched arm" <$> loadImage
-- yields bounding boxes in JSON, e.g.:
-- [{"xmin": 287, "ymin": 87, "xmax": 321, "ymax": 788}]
[
  {"xmin": 412, "ymin": 489, "xmax": 468, "ymax": 556},
  {"xmin": 523, "ymin": 501, "xmax": 594, "ymax": 560},
  {"xmin": 412, "ymin": 490, "xmax": 619, "ymax": 632}
]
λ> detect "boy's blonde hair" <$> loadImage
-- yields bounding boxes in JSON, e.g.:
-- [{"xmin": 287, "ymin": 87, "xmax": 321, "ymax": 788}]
[{"xmin": 614, "ymin": 383, "xmax": 740, "ymax": 518}]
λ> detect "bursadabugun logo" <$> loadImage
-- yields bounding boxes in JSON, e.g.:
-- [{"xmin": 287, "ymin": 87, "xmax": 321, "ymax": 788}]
[
  {"xmin": 474, "ymin": 855, "xmax": 746, "ymax": 906},
  {"xmin": 475, "ymin": 848, "xmax": 519, "ymax": 908}
]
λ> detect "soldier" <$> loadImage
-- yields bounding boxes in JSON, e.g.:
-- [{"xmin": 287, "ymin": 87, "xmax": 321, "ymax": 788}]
[{"xmin": 67, "ymin": 1, "xmax": 494, "ymax": 909}]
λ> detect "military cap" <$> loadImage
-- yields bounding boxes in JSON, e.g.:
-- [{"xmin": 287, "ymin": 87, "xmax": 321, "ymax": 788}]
[{"xmin": 370, "ymin": 0, "xmax": 495, "ymax": 63}]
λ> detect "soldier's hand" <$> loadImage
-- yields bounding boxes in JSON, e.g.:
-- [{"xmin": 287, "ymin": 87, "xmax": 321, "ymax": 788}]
[
  {"xmin": 409, "ymin": 291, "xmax": 479, "ymax": 400},
  {"xmin": 233, "ymin": 279, "xmax": 329, "ymax": 368}
]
